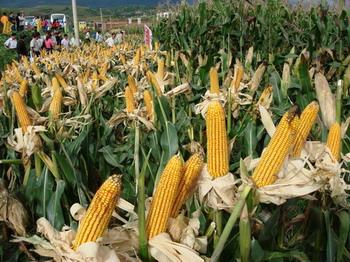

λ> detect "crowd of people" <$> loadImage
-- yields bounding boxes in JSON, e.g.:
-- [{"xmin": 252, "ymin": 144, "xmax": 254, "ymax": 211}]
[{"xmin": 3, "ymin": 29, "xmax": 125, "ymax": 60}]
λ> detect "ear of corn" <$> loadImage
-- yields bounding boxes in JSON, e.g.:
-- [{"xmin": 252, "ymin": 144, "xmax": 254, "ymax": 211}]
[
  {"xmin": 146, "ymin": 155, "xmax": 183, "ymax": 239},
  {"xmin": 143, "ymin": 90, "xmax": 153, "ymax": 120},
  {"xmin": 157, "ymin": 58, "xmax": 165, "ymax": 79},
  {"xmin": 125, "ymin": 86, "xmax": 136, "ymax": 113},
  {"xmin": 252, "ymin": 108, "xmax": 299, "ymax": 187},
  {"xmin": 12, "ymin": 91, "xmax": 32, "ymax": 132},
  {"xmin": 149, "ymin": 71, "xmax": 162, "ymax": 96},
  {"xmin": 92, "ymin": 71, "xmax": 99, "ymax": 90},
  {"xmin": 55, "ymin": 73, "xmax": 68, "ymax": 90},
  {"xmin": 49, "ymin": 87, "xmax": 63, "ymax": 119},
  {"xmin": 206, "ymin": 101, "xmax": 229, "ymax": 178},
  {"xmin": 73, "ymin": 175, "xmax": 121, "ymax": 250},
  {"xmin": 292, "ymin": 101, "xmax": 319, "ymax": 157},
  {"xmin": 231, "ymin": 61, "xmax": 244, "ymax": 91},
  {"xmin": 171, "ymin": 154, "xmax": 203, "ymax": 218},
  {"xmin": 52, "ymin": 77, "xmax": 60, "ymax": 93},
  {"xmin": 133, "ymin": 48, "xmax": 141, "ymax": 65},
  {"xmin": 128, "ymin": 75, "xmax": 137, "ymax": 95},
  {"xmin": 210, "ymin": 67, "xmax": 220, "ymax": 94},
  {"xmin": 19, "ymin": 79, "xmax": 28, "ymax": 97},
  {"xmin": 30, "ymin": 63, "xmax": 41, "ymax": 76},
  {"xmin": 326, "ymin": 122, "xmax": 341, "ymax": 162}
]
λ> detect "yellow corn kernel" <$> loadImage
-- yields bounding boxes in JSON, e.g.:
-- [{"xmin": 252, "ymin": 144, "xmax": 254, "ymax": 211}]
[
  {"xmin": 206, "ymin": 101, "xmax": 229, "ymax": 178},
  {"xmin": 128, "ymin": 75, "xmax": 137, "ymax": 95},
  {"xmin": 49, "ymin": 87, "xmax": 62, "ymax": 119},
  {"xmin": 143, "ymin": 90, "xmax": 153, "ymax": 120},
  {"xmin": 73, "ymin": 175, "xmax": 121, "ymax": 250},
  {"xmin": 171, "ymin": 154, "xmax": 203, "ymax": 217},
  {"xmin": 12, "ymin": 91, "xmax": 32, "ymax": 132},
  {"xmin": 146, "ymin": 155, "xmax": 183, "ymax": 239},
  {"xmin": 292, "ymin": 101, "xmax": 319, "ymax": 157},
  {"xmin": 55, "ymin": 73, "xmax": 68, "ymax": 90},
  {"xmin": 157, "ymin": 58, "xmax": 165, "ymax": 79},
  {"xmin": 326, "ymin": 122, "xmax": 341, "ymax": 162},
  {"xmin": 19, "ymin": 79, "xmax": 28, "ymax": 97},
  {"xmin": 252, "ymin": 108, "xmax": 299, "ymax": 187},
  {"xmin": 125, "ymin": 86, "xmax": 136, "ymax": 113},
  {"xmin": 231, "ymin": 61, "xmax": 244, "ymax": 91},
  {"xmin": 210, "ymin": 67, "xmax": 219, "ymax": 94}
]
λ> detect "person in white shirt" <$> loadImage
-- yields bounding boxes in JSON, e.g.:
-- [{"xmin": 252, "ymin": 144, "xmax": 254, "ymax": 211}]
[
  {"xmin": 115, "ymin": 31, "xmax": 123, "ymax": 44},
  {"xmin": 30, "ymin": 32, "xmax": 41, "ymax": 57},
  {"xmin": 95, "ymin": 30, "xmax": 103, "ymax": 43},
  {"xmin": 105, "ymin": 33, "xmax": 116, "ymax": 47},
  {"xmin": 61, "ymin": 34, "xmax": 69, "ymax": 49},
  {"xmin": 4, "ymin": 33, "xmax": 17, "ymax": 49}
]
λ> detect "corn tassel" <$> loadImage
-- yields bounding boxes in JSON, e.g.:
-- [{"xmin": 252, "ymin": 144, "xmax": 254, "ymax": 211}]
[
  {"xmin": 49, "ymin": 87, "xmax": 62, "ymax": 119},
  {"xmin": 128, "ymin": 75, "xmax": 137, "ymax": 95},
  {"xmin": 326, "ymin": 122, "xmax": 341, "ymax": 162},
  {"xmin": 252, "ymin": 108, "xmax": 299, "ymax": 187},
  {"xmin": 292, "ymin": 101, "xmax": 319, "ymax": 157},
  {"xmin": 55, "ymin": 73, "xmax": 68, "ymax": 90},
  {"xmin": 146, "ymin": 155, "xmax": 183, "ymax": 239},
  {"xmin": 206, "ymin": 101, "xmax": 229, "ymax": 178},
  {"xmin": 171, "ymin": 154, "xmax": 203, "ymax": 217},
  {"xmin": 210, "ymin": 67, "xmax": 220, "ymax": 94},
  {"xmin": 19, "ymin": 79, "xmax": 28, "ymax": 97},
  {"xmin": 73, "ymin": 175, "xmax": 121, "ymax": 250},
  {"xmin": 143, "ymin": 90, "xmax": 153, "ymax": 120},
  {"xmin": 12, "ymin": 91, "xmax": 32, "ymax": 132},
  {"xmin": 125, "ymin": 86, "xmax": 136, "ymax": 113}
]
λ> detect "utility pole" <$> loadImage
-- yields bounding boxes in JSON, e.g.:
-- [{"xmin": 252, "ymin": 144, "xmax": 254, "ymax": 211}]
[
  {"xmin": 72, "ymin": 0, "xmax": 80, "ymax": 46},
  {"xmin": 100, "ymin": 8, "xmax": 103, "ymax": 23}
]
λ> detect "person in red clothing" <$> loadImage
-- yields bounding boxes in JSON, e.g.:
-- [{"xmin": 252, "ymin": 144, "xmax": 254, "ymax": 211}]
[{"xmin": 44, "ymin": 32, "xmax": 55, "ymax": 53}]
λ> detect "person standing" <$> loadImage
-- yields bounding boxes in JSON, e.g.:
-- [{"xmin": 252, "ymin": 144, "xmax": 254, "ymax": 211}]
[
  {"xmin": 35, "ymin": 17, "xmax": 42, "ymax": 32},
  {"xmin": 105, "ymin": 33, "xmax": 116, "ymax": 47},
  {"xmin": 16, "ymin": 34, "xmax": 28, "ymax": 59},
  {"xmin": 61, "ymin": 34, "xmax": 70, "ymax": 49},
  {"xmin": 1, "ymin": 13, "xmax": 11, "ymax": 35},
  {"xmin": 18, "ymin": 13, "xmax": 25, "ymax": 31},
  {"xmin": 4, "ymin": 33, "xmax": 17, "ymax": 49},
  {"xmin": 44, "ymin": 32, "xmax": 55, "ymax": 53},
  {"xmin": 30, "ymin": 32, "xmax": 41, "ymax": 57}
]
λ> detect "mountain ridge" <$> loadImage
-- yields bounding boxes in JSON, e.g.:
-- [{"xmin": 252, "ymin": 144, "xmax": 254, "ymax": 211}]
[{"xmin": 0, "ymin": 0, "xmax": 175, "ymax": 8}]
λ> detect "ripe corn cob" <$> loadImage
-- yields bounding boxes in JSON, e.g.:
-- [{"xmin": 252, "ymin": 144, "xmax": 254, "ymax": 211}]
[
  {"xmin": 326, "ymin": 122, "xmax": 341, "ymax": 162},
  {"xmin": 210, "ymin": 67, "xmax": 219, "ymax": 94},
  {"xmin": 128, "ymin": 75, "xmax": 137, "ymax": 95},
  {"xmin": 120, "ymin": 54, "xmax": 126, "ymax": 65},
  {"xmin": 171, "ymin": 154, "xmax": 203, "ymax": 217},
  {"xmin": 92, "ymin": 71, "xmax": 99, "ymax": 90},
  {"xmin": 231, "ymin": 61, "xmax": 244, "ymax": 91},
  {"xmin": 133, "ymin": 48, "xmax": 141, "ymax": 66},
  {"xmin": 125, "ymin": 86, "xmax": 136, "ymax": 113},
  {"xmin": 257, "ymin": 85, "xmax": 273, "ymax": 108},
  {"xmin": 252, "ymin": 108, "xmax": 299, "ymax": 187},
  {"xmin": 143, "ymin": 90, "xmax": 153, "ymax": 120},
  {"xmin": 30, "ymin": 63, "xmax": 41, "ymax": 77},
  {"xmin": 157, "ymin": 58, "xmax": 165, "ymax": 79},
  {"xmin": 292, "ymin": 101, "xmax": 319, "ymax": 157},
  {"xmin": 146, "ymin": 155, "xmax": 183, "ymax": 239},
  {"xmin": 73, "ymin": 175, "xmax": 121, "ymax": 250},
  {"xmin": 52, "ymin": 77, "xmax": 60, "ymax": 93},
  {"xmin": 49, "ymin": 87, "xmax": 62, "ymax": 119},
  {"xmin": 19, "ymin": 79, "xmax": 28, "ymax": 97},
  {"xmin": 149, "ymin": 72, "xmax": 162, "ymax": 96},
  {"xmin": 206, "ymin": 101, "xmax": 229, "ymax": 178},
  {"xmin": 83, "ymin": 69, "xmax": 90, "ymax": 84},
  {"xmin": 12, "ymin": 91, "xmax": 32, "ymax": 132},
  {"xmin": 55, "ymin": 73, "xmax": 68, "ymax": 90},
  {"xmin": 13, "ymin": 66, "xmax": 23, "ymax": 83}
]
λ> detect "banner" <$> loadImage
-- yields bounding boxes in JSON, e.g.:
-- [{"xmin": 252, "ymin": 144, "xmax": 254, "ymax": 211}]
[{"xmin": 144, "ymin": 24, "xmax": 152, "ymax": 50}]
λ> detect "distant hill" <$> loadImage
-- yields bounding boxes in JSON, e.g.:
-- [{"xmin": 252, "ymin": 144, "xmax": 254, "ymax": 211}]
[{"xmin": 0, "ymin": 0, "xmax": 179, "ymax": 8}]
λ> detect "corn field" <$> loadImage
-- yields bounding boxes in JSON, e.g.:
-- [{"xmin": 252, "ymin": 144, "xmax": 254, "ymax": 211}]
[{"xmin": 0, "ymin": 0, "xmax": 350, "ymax": 261}]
